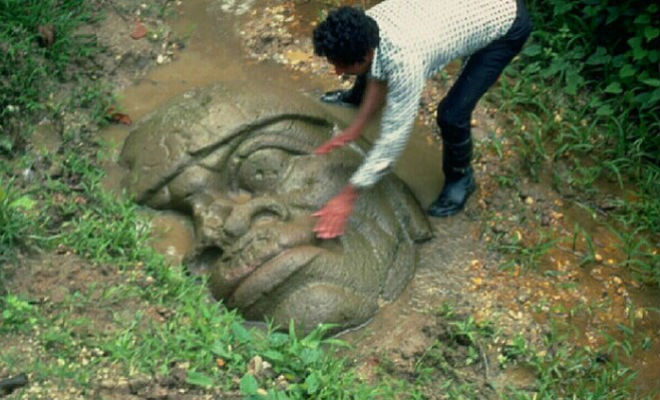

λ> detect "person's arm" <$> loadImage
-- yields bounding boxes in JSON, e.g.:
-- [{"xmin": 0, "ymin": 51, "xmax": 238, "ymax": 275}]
[
  {"xmin": 315, "ymin": 79, "xmax": 388, "ymax": 154},
  {"xmin": 349, "ymin": 62, "xmax": 425, "ymax": 189},
  {"xmin": 312, "ymin": 183, "xmax": 359, "ymax": 239},
  {"xmin": 314, "ymin": 62, "xmax": 425, "ymax": 239},
  {"xmin": 312, "ymin": 79, "xmax": 386, "ymax": 239}
]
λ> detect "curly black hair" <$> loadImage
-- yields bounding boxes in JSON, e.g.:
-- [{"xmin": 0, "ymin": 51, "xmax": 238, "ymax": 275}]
[{"xmin": 313, "ymin": 6, "xmax": 380, "ymax": 66}]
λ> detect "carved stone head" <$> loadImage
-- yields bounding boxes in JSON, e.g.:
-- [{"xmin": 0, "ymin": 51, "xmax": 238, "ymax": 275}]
[{"xmin": 120, "ymin": 81, "xmax": 431, "ymax": 333}]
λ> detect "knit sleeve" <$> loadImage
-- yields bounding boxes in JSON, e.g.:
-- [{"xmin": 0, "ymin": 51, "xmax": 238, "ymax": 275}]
[{"xmin": 349, "ymin": 58, "xmax": 426, "ymax": 188}]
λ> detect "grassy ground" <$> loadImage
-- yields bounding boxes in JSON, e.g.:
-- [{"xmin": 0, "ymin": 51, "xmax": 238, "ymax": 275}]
[
  {"xmin": 1, "ymin": 0, "xmax": 658, "ymax": 399},
  {"xmin": 490, "ymin": 0, "xmax": 659, "ymax": 283}
]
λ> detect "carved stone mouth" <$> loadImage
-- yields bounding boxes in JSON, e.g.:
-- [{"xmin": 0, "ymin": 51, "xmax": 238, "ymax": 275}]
[
  {"xmin": 188, "ymin": 246, "xmax": 223, "ymax": 276},
  {"xmin": 230, "ymin": 246, "xmax": 322, "ymax": 309},
  {"xmin": 208, "ymin": 216, "xmax": 316, "ymax": 301}
]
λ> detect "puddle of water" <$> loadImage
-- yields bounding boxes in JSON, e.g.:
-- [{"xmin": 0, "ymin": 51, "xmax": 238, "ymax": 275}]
[
  {"xmin": 290, "ymin": 0, "xmax": 382, "ymax": 37},
  {"xmin": 102, "ymin": 0, "xmax": 351, "ymax": 187},
  {"xmin": 556, "ymin": 198, "xmax": 660, "ymax": 393},
  {"xmin": 145, "ymin": 210, "xmax": 195, "ymax": 266}
]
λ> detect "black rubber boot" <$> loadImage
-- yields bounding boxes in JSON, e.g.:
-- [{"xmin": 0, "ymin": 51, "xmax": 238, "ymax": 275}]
[
  {"xmin": 428, "ymin": 138, "xmax": 476, "ymax": 217},
  {"xmin": 320, "ymin": 74, "xmax": 367, "ymax": 107}
]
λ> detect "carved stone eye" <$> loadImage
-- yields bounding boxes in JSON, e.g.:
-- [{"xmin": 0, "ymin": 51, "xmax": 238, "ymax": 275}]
[{"xmin": 236, "ymin": 148, "xmax": 291, "ymax": 193}]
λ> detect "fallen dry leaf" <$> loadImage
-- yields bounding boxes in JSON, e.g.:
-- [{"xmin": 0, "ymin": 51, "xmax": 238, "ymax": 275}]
[
  {"xmin": 37, "ymin": 24, "xmax": 56, "ymax": 47},
  {"xmin": 106, "ymin": 107, "xmax": 133, "ymax": 125},
  {"xmin": 130, "ymin": 20, "xmax": 147, "ymax": 40},
  {"xmin": 216, "ymin": 358, "xmax": 226, "ymax": 368},
  {"xmin": 111, "ymin": 113, "xmax": 132, "ymax": 125}
]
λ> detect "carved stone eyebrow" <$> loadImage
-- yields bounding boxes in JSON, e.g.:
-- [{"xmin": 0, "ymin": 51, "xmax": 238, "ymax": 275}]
[{"xmin": 223, "ymin": 118, "xmax": 332, "ymax": 191}]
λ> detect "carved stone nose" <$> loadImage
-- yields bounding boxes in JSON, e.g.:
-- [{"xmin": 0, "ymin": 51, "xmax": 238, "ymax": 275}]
[{"xmin": 222, "ymin": 196, "xmax": 289, "ymax": 239}]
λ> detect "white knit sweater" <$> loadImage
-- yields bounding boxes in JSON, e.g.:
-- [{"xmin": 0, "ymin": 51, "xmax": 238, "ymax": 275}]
[{"xmin": 349, "ymin": 0, "xmax": 518, "ymax": 188}]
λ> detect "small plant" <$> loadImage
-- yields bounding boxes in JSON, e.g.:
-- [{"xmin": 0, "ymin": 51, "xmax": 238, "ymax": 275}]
[
  {"xmin": 0, "ymin": 177, "xmax": 36, "ymax": 261},
  {"xmin": 1, "ymin": 294, "xmax": 40, "ymax": 333},
  {"xmin": 496, "ymin": 229, "xmax": 557, "ymax": 272}
]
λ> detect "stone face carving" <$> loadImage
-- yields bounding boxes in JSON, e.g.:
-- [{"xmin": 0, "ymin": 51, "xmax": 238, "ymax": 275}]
[{"xmin": 120, "ymin": 81, "xmax": 431, "ymax": 333}]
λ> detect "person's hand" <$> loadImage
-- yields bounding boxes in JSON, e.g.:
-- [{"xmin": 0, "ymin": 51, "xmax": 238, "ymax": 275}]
[
  {"xmin": 313, "ymin": 185, "xmax": 359, "ymax": 239},
  {"xmin": 314, "ymin": 129, "xmax": 360, "ymax": 155}
]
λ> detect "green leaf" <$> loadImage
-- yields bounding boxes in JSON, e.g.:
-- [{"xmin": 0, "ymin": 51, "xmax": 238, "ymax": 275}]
[
  {"xmin": 564, "ymin": 70, "xmax": 583, "ymax": 96},
  {"xmin": 649, "ymin": 49, "xmax": 659, "ymax": 63},
  {"xmin": 240, "ymin": 373, "xmax": 260, "ymax": 395},
  {"xmin": 300, "ymin": 348, "xmax": 322, "ymax": 365},
  {"xmin": 604, "ymin": 82, "xmax": 622, "ymax": 94},
  {"xmin": 268, "ymin": 332, "xmax": 290, "ymax": 347},
  {"xmin": 267, "ymin": 391, "xmax": 290, "ymax": 400},
  {"xmin": 647, "ymin": 88, "xmax": 660, "ymax": 105},
  {"xmin": 619, "ymin": 64, "xmax": 636, "ymax": 79},
  {"xmin": 210, "ymin": 341, "xmax": 230, "ymax": 357},
  {"xmin": 633, "ymin": 91, "xmax": 656, "ymax": 107},
  {"xmin": 288, "ymin": 319, "xmax": 297, "ymax": 339},
  {"xmin": 640, "ymin": 78, "xmax": 660, "ymax": 88},
  {"xmin": 586, "ymin": 47, "xmax": 610, "ymax": 65},
  {"xmin": 10, "ymin": 195, "xmax": 36, "ymax": 210},
  {"xmin": 522, "ymin": 44, "xmax": 541, "ymax": 57},
  {"xmin": 262, "ymin": 350, "xmax": 285, "ymax": 362},
  {"xmin": 322, "ymin": 338, "xmax": 351, "ymax": 347},
  {"xmin": 233, "ymin": 322, "xmax": 253, "ymax": 343},
  {"xmin": 628, "ymin": 37, "xmax": 648, "ymax": 60},
  {"xmin": 0, "ymin": 137, "xmax": 12, "ymax": 153},
  {"xmin": 305, "ymin": 372, "xmax": 320, "ymax": 394},
  {"xmin": 605, "ymin": 8, "xmax": 620, "ymax": 25},
  {"xmin": 645, "ymin": 27, "xmax": 660, "ymax": 41},
  {"xmin": 522, "ymin": 62, "xmax": 541, "ymax": 74},
  {"xmin": 596, "ymin": 105, "xmax": 613, "ymax": 117},
  {"xmin": 187, "ymin": 371, "xmax": 215, "ymax": 388},
  {"xmin": 633, "ymin": 47, "xmax": 648, "ymax": 61},
  {"xmin": 627, "ymin": 37, "xmax": 642, "ymax": 50}
]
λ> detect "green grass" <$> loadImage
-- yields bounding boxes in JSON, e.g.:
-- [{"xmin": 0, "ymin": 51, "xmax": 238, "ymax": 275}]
[
  {"xmin": 495, "ymin": 231, "xmax": 557, "ymax": 272},
  {"xmin": 0, "ymin": 146, "xmax": 395, "ymax": 398},
  {"xmin": 0, "ymin": 2, "xmax": 390, "ymax": 395},
  {"xmin": 500, "ymin": 329, "xmax": 647, "ymax": 400},
  {"xmin": 0, "ymin": 177, "xmax": 35, "ymax": 262},
  {"xmin": 0, "ymin": 0, "xmax": 111, "ymax": 153},
  {"xmin": 486, "ymin": 0, "xmax": 660, "ymax": 284},
  {"xmin": 376, "ymin": 304, "xmax": 656, "ymax": 399}
]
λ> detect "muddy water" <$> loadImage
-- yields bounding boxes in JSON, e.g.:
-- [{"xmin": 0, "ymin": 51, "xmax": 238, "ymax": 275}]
[
  {"xmin": 101, "ymin": 0, "xmax": 444, "ymax": 246},
  {"xmin": 556, "ymin": 200, "xmax": 660, "ymax": 394},
  {"xmin": 101, "ymin": 0, "xmax": 659, "ymax": 395}
]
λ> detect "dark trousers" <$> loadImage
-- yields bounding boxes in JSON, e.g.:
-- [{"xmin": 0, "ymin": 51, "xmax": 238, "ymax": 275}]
[
  {"xmin": 437, "ymin": 0, "xmax": 533, "ymax": 178},
  {"xmin": 347, "ymin": 0, "xmax": 532, "ymax": 179}
]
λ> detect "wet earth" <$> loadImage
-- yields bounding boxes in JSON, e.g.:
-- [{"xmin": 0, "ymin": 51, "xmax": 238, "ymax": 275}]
[{"xmin": 2, "ymin": 0, "xmax": 658, "ymax": 398}]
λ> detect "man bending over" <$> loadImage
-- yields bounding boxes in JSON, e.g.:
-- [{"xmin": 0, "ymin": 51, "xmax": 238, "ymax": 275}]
[{"xmin": 311, "ymin": 0, "xmax": 532, "ymax": 239}]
